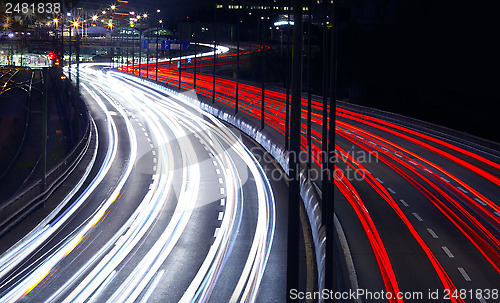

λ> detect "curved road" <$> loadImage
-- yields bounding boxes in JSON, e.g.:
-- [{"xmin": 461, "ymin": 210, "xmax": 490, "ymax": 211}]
[
  {"xmin": 134, "ymin": 45, "xmax": 500, "ymax": 302},
  {"xmin": 0, "ymin": 63, "xmax": 284, "ymax": 302}
]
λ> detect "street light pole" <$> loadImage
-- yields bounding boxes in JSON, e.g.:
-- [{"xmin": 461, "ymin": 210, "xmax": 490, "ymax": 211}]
[
  {"xmin": 260, "ymin": 15, "xmax": 265, "ymax": 130},
  {"xmin": 212, "ymin": 4, "xmax": 217, "ymax": 104},
  {"xmin": 286, "ymin": 1, "xmax": 303, "ymax": 301},
  {"xmin": 146, "ymin": 29, "xmax": 149, "ymax": 79},
  {"xmin": 139, "ymin": 30, "xmax": 142, "ymax": 76},
  {"xmin": 69, "ymin": 21, "xmax": 72, "ymax": 80},
  {"xmin": 156, "ymin": 24, "xmax": 159, "ymax": 81},
  {"xmin": 235, "ymin": 10, "xmax": 240, "ymax": 114},
  {"xmin": 194, "ymin": 15, "xmax": 198, "ymax": 90}
]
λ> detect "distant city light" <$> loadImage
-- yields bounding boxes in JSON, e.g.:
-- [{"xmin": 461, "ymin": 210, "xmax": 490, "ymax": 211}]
[{"xmin": 273, "ymin": 20, "xmax": 294, "ymax": 27}]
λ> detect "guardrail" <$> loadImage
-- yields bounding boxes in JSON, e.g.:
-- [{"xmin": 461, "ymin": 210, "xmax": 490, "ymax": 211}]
[
  {"xmin": 337, "ymin": 101, "xmax": 500, "ymax": 162},
  {"xmin": 120, "ymin": 68, "xmax": 500, "ymax": 303},
  {"xmin": 114, "ymin": 72, "xmax": 327, "ymax": 298}
]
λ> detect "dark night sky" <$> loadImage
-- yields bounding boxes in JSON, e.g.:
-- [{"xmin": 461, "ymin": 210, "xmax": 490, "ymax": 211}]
[{"xmin": 130, "ymin": 0, "xmax": 214, "ymax": 23}]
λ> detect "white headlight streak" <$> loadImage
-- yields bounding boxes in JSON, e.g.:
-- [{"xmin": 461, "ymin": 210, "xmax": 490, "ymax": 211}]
[{"xmin": 0, "ymin": 63, "xmax": 275, "ymax": 303}]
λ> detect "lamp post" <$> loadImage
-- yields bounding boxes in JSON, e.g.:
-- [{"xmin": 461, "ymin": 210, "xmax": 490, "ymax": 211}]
[
  {"xmin": 107, "ymin": 20, "xmax": 114, "ymax": 67},
  {"xmin": 212, "ymin": 4, "xmax": 217, "ymax": 104},
  {"xmin": 155, "ymin": 13, "xmax": 160, "ymax": 81},
  {"xmin": 68, "ymin": 13, "xmax": 72, "ymax": 80}
]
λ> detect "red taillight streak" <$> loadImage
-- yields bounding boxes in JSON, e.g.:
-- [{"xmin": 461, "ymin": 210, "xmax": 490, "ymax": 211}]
[
  {"xmin": 337, "ymin": 120, "xmax": 500, "ymax": 227},
  {"xmin": 337, "ymin": 144, "xmax": 465, "ymax": 303},
  {"xmin": 337, "ymin": 128, "xmax": 500, "ymax": 275},
  {"xmin": 337, "ymin": 108, "xmax": 500, "ymax": 181},
  {"xmin": 335, "ymin": 168, "xmax": 403, "ymax": 302}
]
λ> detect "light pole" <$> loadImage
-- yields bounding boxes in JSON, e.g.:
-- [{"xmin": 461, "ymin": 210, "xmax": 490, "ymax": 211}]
[{"xmin": 155, "ymin": 12, "xmax": 160, "ymax": 81}]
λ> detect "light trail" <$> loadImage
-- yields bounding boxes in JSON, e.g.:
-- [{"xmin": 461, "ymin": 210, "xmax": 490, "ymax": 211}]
[
  {"xmin": 134, "ymin": 43, "xmax": 499, "ymax": 300},
  {"xmin": 0, "ymin": 62, "xmax": 276, "ymax": 303}
]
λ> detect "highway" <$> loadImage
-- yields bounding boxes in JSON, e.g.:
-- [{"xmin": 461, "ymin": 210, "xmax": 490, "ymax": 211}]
[
  {"xmin": 1, "ymin": 43, "xmax": 499, "ymax": 303},
  {"xmin": 0, "ymin": 63, "xmax": 285, "ymax": 302},
  {"xmin": 132, "ymin": 45, "xmax": 500, "ymax": 302}
]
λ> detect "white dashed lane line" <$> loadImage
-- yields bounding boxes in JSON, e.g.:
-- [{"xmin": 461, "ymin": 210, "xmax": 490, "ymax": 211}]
[
  {"xmin": 220, "ymin": 199, "xmax": 225, "ymax": 206},
  {"xmin": 474, "ymin": 198, "xmax": 486, "ymax": 206},
  {"xmin": 427, "ymin": 228, "xmax": 438, "ymax": 239},
  {"xmin": 458, "ymin": 267, "xmax": 471, "ymax": 282},
  {"xmin": 375, "ymin": 175, "xmax": 475, "ymax": 286},
  {"xmin": 457, "ymin": 187, "xmax": 468, "ymax": 194},
  {"xmin": 218, "ymin": 212, "xmax": 223, "ymax": 221},
  {"xmin": 442, "ymin": 246, "xmax": 454, "ymax": 258},
  {"xmin": 412, "ymin": 213, "xmax": 423, "ymax": 222}
]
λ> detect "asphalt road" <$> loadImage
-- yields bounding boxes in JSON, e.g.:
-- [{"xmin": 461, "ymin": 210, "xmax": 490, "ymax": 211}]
[{"xmin": 0, "ymin": 63, "xmax": 287, "ymax": 303}]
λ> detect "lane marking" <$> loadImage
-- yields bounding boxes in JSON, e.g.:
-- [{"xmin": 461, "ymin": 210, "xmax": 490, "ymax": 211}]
[
  {"xmin": 412, "ymin": 213, "xmax": 423, "ymax": 222},
  {"xmin": 214, "ymin": 228, "xmax": 220, "ymax": 238},
  {"xmin": 399, "ymin": 199, "xmax": 409, "ymax": 207},
  {"xmin": 375, "ymin": 178, "xmax": 384, "ymax": 184},
  {"xmin": 218, "ymin": 178, "xmax": 224, "ymax": 184},
  {"xmin": 152, "ymin": 150, "xmax": 156, "ymax": 156},
  {"xmin": 153, "ymin": 165, "xmax": 156, "ymax": 171},
  {"xmin": 213, "ymin": 160, "xmax": 218, "ymax": 166},
  {"xmin": 220, "ymin": 188, "xmax": 225, "ymax": 195},
  {"xmin": 220, "ymin": 198, "xmax": 225, "ymax": 206},
  {"xmin": 218, "ymin": 212, "xmax": 223, "ymax": 221},
  {"xmin": 427, "ymin": 228, "xmax": 439, "ymax": 239},
  {"xmin": 457, "ymin": 187, "xmax": 468, "ymax": 194},
  {"xmin": 474, "ymin": 198, "xmax": 486, "ymax": 206},
  {"xmin": 442, "ymin": 246, "xmax": 454, "ymax": 258},
  {"xmin": 153, "ymin": 158, "xmax": 157, "ymax": 164},
  {"xmin": 216, "ymin": 169, "xmax": 221, "ymax": 175},
  {"xmin": 495, "ymin": 212, "xmax": 500, "ymax": 218},
  {"xmin": 150, "ymin": 143, "xmax": 155, "ymax": 149},
  {"xmin": 441, "ymin": 177, "xmax": 450, "ymax": 183},
  {"xmin": 387, "ymin": 188, "xmax": 396, "ymax": 194},
  {"xmin": 458, "ymin": 267, "xmax": 471, "ymax": 281}
]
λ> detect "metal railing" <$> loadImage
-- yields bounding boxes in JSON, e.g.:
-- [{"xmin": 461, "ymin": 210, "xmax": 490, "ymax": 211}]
[{"xmin": 0, "ymin": 72, "xmax": 91, "ymax": 236}]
